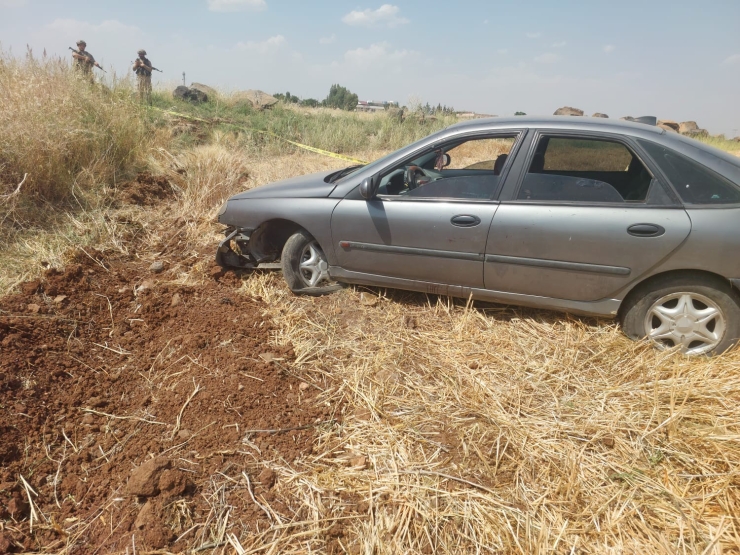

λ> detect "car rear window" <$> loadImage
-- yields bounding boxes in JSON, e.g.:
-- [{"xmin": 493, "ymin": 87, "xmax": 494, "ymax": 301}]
[{"xmin": 639, "ymin": 140, "xmax": 740, "ymax": 205}]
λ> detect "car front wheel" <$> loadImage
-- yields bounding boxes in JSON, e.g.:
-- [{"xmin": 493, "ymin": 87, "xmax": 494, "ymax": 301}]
[
  {"xmin": 620, "ymin": 274, "xmax": 740, "ymax": 355},
  {"xmin": 281, "ymin": 230, "xmax": 338, "ymax": 294}
]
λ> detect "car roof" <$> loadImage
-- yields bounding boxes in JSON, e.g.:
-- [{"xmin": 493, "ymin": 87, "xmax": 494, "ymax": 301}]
[
  {"xmin": 446, "ymin": 115, "xmax": 666, "ymax": 137},
  {"xmin": 443, "ymin": 115, "xmax": 740, "ymax": 184}
]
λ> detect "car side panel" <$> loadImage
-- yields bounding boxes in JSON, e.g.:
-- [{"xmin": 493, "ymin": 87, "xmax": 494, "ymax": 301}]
[
  {"xmin": 484, "ymin": 204, "xmax": 692, "ymax": 302},
  {"xmin": 220, "ymin": 198, "xmax": 342, "ymax": 264},
  {"xmin": 630, "ymin": 207, "xmax": 740, "ymax": 282}
]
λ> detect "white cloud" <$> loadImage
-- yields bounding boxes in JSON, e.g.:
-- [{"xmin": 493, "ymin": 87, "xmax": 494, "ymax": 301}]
[
  {"xmin": 534, "ymin": 52, "xmax": 560, "ymax": 63},
  {"xmin": 207, "ymin": 0, "xmax": 266, "ymax": 12},
  {"xmin": 0, "ymin": 0, "xmax": 28, "ymax": 6},
  {"xmin": 319, "ymin": 34, "xmax": 336, "ymax": 45},
  {"xmin": 342, "ymin": 4, "xmax": 408, "ymax": 28},
  {"xmin": 526, "ymin": 32, "xmax": 541, "ymax": 39},
  {"xmin": 552, "ymin": 41, "xmax": 566, "ymax": 48},
  {"xmin": 235, "ymin": 34, "xmax": 285, "ymax": 54},
  {"xmin": 722, "ymin": 53, "xmax": 740, "ymax": 65},
  {"xmin": 344, "ymin": 42, "xmax": 416, "ymax": 68},
  {"xmin": 603, "ymin": 44, "xmax": 615, "ymax": 53}
]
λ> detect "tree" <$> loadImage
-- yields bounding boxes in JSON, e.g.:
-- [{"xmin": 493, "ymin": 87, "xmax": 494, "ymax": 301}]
[
  {"xmin": 515, "ymin": 111, "xmax": 527, "ymax": 116},
  {"xmin": 323, "ymin": 84, "xmax": 358, "ymax": 111},
  {"xmin": 301, "ymin": 98, "xmax": 320, "ymax": 108}
]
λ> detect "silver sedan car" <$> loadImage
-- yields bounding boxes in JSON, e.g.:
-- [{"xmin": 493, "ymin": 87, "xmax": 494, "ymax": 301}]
[{"xmin": 216, "ymin": 116, "xmax": 740, "ymax": 355}]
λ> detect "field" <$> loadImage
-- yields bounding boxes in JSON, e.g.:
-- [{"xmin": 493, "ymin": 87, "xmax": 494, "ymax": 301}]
[{"xmin": 2, "ymin": 52, "xmax": 740, "ymax": 554}]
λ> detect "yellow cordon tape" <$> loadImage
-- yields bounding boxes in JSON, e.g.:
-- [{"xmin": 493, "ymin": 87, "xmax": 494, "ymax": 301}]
[{"xmin": 154, "ymin": 108, "xmax": 367, "ymax": 165}]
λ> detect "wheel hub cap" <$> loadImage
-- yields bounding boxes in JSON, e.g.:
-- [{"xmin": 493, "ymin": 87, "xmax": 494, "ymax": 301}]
[
  {"xmin": 644, "ymin": 292, "xmax": 725, "ymax": 355},
  {"xmin": 299, "ymin": 242, "xmax": 331, "ymax": 287}
]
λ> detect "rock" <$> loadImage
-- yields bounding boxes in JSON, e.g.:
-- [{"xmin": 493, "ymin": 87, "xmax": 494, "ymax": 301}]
[
  {"xmin": 127, "ymin": 457, "xmax": 171, "ymax": 497},
  {"xmin": 173, "ymin": 85, "xmax": 190, "ymax": 100},
  {"xmin": 190, "ymin": 82, "xmax": 218, "ymax": 99},
  {"xmin": 684, "ymin": 128, "xmax": 708, "ymax": 137},
  {"xmin": 259, "ymin": 352, "xmax": 278, "ymax": 363},
  {"xmin": 591, "ymin": 112, "xmax": 609, "ymax": 118},
  {"xmin": 733, "ymin": 137, "xmax": 740, "ymax": 142},
  {"xmin": 258, "ymin": 468, "xmax": 276, "ymax": 488},
  {"xmin": 87, "ymin": 396, "xmax": 106, "ymax": 408},
  {"xmin": 173, "ymin": 85, "xmax": 208, "ymax": 103},
  {"xmin": 679, "ymin": 121, "xmax": 699, "ymax": 134},
  {"xmin": 171, "ymin": 293, "xmax": 181, "ymax": 307},
  {"xmin": 149, "ymin": 261, "xmax": 164, "ymax": 273},
  {"xmin": 657, "ymin": 120, "xmax": 680, "ymax": 132},
  {"xmin": 133, "ymin": 500, "xmax": 154, "ymax": 529},
  {"xmin": 299, "ymin": 382, "xmax": 310, "ymax": 392},
  {"xmin": 158, "ymin": 469, "xmax": 189, "ymax": 498},
  {"xmin": 231, "ymin": 89, "xmax": 278, "ymax": 110},
  {"xmin": 359, "ymin": 292, "xmax": 378, "ymax": 306},
  {"xmin": 553, "ymin": 106, "xmax": 584, "ymax": 116},
  {"xmin": 53, "ymin": 295, "xmax": 67, "ymax": 304}
]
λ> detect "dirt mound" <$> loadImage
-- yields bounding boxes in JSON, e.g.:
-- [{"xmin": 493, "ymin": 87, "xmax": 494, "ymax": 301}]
[
  {"xmin": 0, "ymin": 250, "xmax": 335, "ymax": 553},
  {"xmin": 117, "ymin": 172, "xmax": 174, "ymax": 206}
]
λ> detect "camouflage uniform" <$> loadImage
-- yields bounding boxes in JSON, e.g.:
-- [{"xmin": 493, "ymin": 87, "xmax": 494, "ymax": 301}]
[
  {"xmin": 133, "ymin": 50, "xmax": 153, "ymax": 105},
  {"xmin": 73, "ymin": 41, "xmax": 95, "ymax": 81}
]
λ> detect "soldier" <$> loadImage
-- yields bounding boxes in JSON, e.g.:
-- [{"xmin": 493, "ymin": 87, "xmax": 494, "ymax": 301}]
[
  {"xmin": 132, "ymin": 49, "xmax": 153, "ymax": 105},
  {"xmin": 71, "ymin": 40, "xmax": 99, "ymax": 80}
]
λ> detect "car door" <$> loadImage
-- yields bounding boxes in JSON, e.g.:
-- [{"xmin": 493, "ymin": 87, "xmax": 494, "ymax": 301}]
[
  {"xmin": 331, "ymin": 133, "xmax": 522, "ymax": 289},
  {"xmin": 484, "ymin": 132, "xmax": 692, "ymax": 302}
]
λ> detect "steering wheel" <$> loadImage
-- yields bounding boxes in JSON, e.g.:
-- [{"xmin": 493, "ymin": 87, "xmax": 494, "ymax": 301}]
[{"xmin": 405, "ymin": 165, "xmax": 428, "ymax": 189}]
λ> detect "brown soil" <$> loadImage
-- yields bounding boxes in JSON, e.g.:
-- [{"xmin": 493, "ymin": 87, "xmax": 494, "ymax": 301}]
[
  {"xmin": 116, "ymin": 172, "xmax": 174, "ymax": 206},
  {"xmin": 0, "ymin": 247, "xmax": 337, "ymax": 553}
]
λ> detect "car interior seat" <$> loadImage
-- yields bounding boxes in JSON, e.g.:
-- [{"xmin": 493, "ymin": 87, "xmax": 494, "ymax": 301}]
[{"xmin": 493, "ymin": 153, "xmax": 508, "ymax": 175}]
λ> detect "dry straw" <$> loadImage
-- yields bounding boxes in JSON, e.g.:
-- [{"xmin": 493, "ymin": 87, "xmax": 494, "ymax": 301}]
[{"xmin": 234, "ymin": 272, "xmax": 740, "ymax": 554}]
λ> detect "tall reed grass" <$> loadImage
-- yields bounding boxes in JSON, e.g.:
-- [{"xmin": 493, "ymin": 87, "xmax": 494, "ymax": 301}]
[{"xmin": 0, "ymin": 49, "xmax": 161, "ymax": 224}]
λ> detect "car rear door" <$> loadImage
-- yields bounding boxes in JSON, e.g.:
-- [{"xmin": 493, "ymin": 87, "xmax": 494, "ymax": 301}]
[{"xmin": 484, "ymin": 131, "xmax": 692, "ymax": 302}]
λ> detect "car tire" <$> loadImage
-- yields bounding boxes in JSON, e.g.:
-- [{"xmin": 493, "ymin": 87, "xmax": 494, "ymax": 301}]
[
  {"xmin": 620, "ymin": 273, "xmax": 740, "ymax": 355},
  {"xmin": 281, "ymin": 230, "xmax": 342, "ymax": 295}
]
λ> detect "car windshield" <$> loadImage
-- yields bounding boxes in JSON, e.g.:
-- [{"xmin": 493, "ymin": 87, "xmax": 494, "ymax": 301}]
[{"xmin": 334, "ymin": 130, "xmax": 448, "ymax": 184}]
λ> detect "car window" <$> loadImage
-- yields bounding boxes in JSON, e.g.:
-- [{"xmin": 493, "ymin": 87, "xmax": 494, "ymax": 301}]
[
  {"xmin": 377, "ymin": 135, "xmax": 516, "ymax": 200},
  {"xmin": 638, "ymin": 140, "xmax": 740, "ymax": 205},
  {"xmin": 517, "ymin": 136, "xmax": 653, "ymax": 203}
]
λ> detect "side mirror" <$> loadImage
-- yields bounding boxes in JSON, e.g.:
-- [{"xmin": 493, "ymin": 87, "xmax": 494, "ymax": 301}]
[
  {"xmin": 359, "ymin": 177, "xmax": 376, "ymax": 199},
  {"xmin": 441, "ymin": 153, "xmax": 451, "ymax": 168}
]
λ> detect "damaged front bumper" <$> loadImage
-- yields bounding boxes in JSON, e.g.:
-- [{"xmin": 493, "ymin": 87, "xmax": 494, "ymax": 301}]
[{"xmin": 215, "ymin": 227, "xmax": 256, "ymax": 269}]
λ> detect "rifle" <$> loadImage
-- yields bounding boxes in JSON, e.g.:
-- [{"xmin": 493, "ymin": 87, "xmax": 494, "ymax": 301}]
[
  {"xmin": 68, "ymin": 47, "xmax": 106, "ymax": 72},
  {"xmin": 133, "ymin": 60, "xmax": 163, "ymax": 73}
]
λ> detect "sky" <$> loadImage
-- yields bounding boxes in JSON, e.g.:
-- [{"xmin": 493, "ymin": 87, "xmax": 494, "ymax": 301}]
[{"xmin": 2, "ymin": 0, "xmax": 739, "ymax": 136}]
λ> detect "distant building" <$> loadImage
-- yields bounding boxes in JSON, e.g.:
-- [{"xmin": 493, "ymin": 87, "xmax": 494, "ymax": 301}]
[{"xmin": 356, "ymin": 100, "xmax": 399, "ymax": 112}]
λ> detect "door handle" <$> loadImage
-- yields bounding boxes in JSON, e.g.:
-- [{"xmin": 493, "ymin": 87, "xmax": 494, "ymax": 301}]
[
  {"xmin": 451, "ymin": 214, "xmax": 481, "ymax": 227},
  {"xmin": 627, "ymin": 223, "xmax": 665, "ymax": 237}
]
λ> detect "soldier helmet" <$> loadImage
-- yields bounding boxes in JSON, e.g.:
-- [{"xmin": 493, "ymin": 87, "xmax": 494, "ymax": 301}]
[
  {"xmin": 77, "ymin": 40, "xmax": 86, "ymax": 46},
  {"xmin": 137, "ymin": 49, "xmax": 146, "ymax": 55}
]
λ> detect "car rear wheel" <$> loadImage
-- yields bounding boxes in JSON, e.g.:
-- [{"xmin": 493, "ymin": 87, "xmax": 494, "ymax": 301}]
[
  {"xmin": 620, "ymin": 274, "xmax": 740, "ymax": 355},
  {"xmin": 281, "ymin": 230, "xmax": 339, "ymax": 295}
]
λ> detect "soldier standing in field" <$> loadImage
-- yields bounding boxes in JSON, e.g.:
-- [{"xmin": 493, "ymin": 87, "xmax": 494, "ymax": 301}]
[
  {"xmin": 71, "ymin": 40, "xmax": 99, "ymax": 80},
  {"xmin": 133, "ymin": 49, "xmax": 153, "ymax": 105}
]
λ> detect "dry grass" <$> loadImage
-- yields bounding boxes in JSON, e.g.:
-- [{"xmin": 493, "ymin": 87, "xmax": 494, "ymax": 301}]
[
  {"xmin": 228, "ymin": 272, "xmax": 740, "ymax": 554},
  {"xmin": 0, "ymin": 50, "xmax": 161, "ymax": 215}
]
